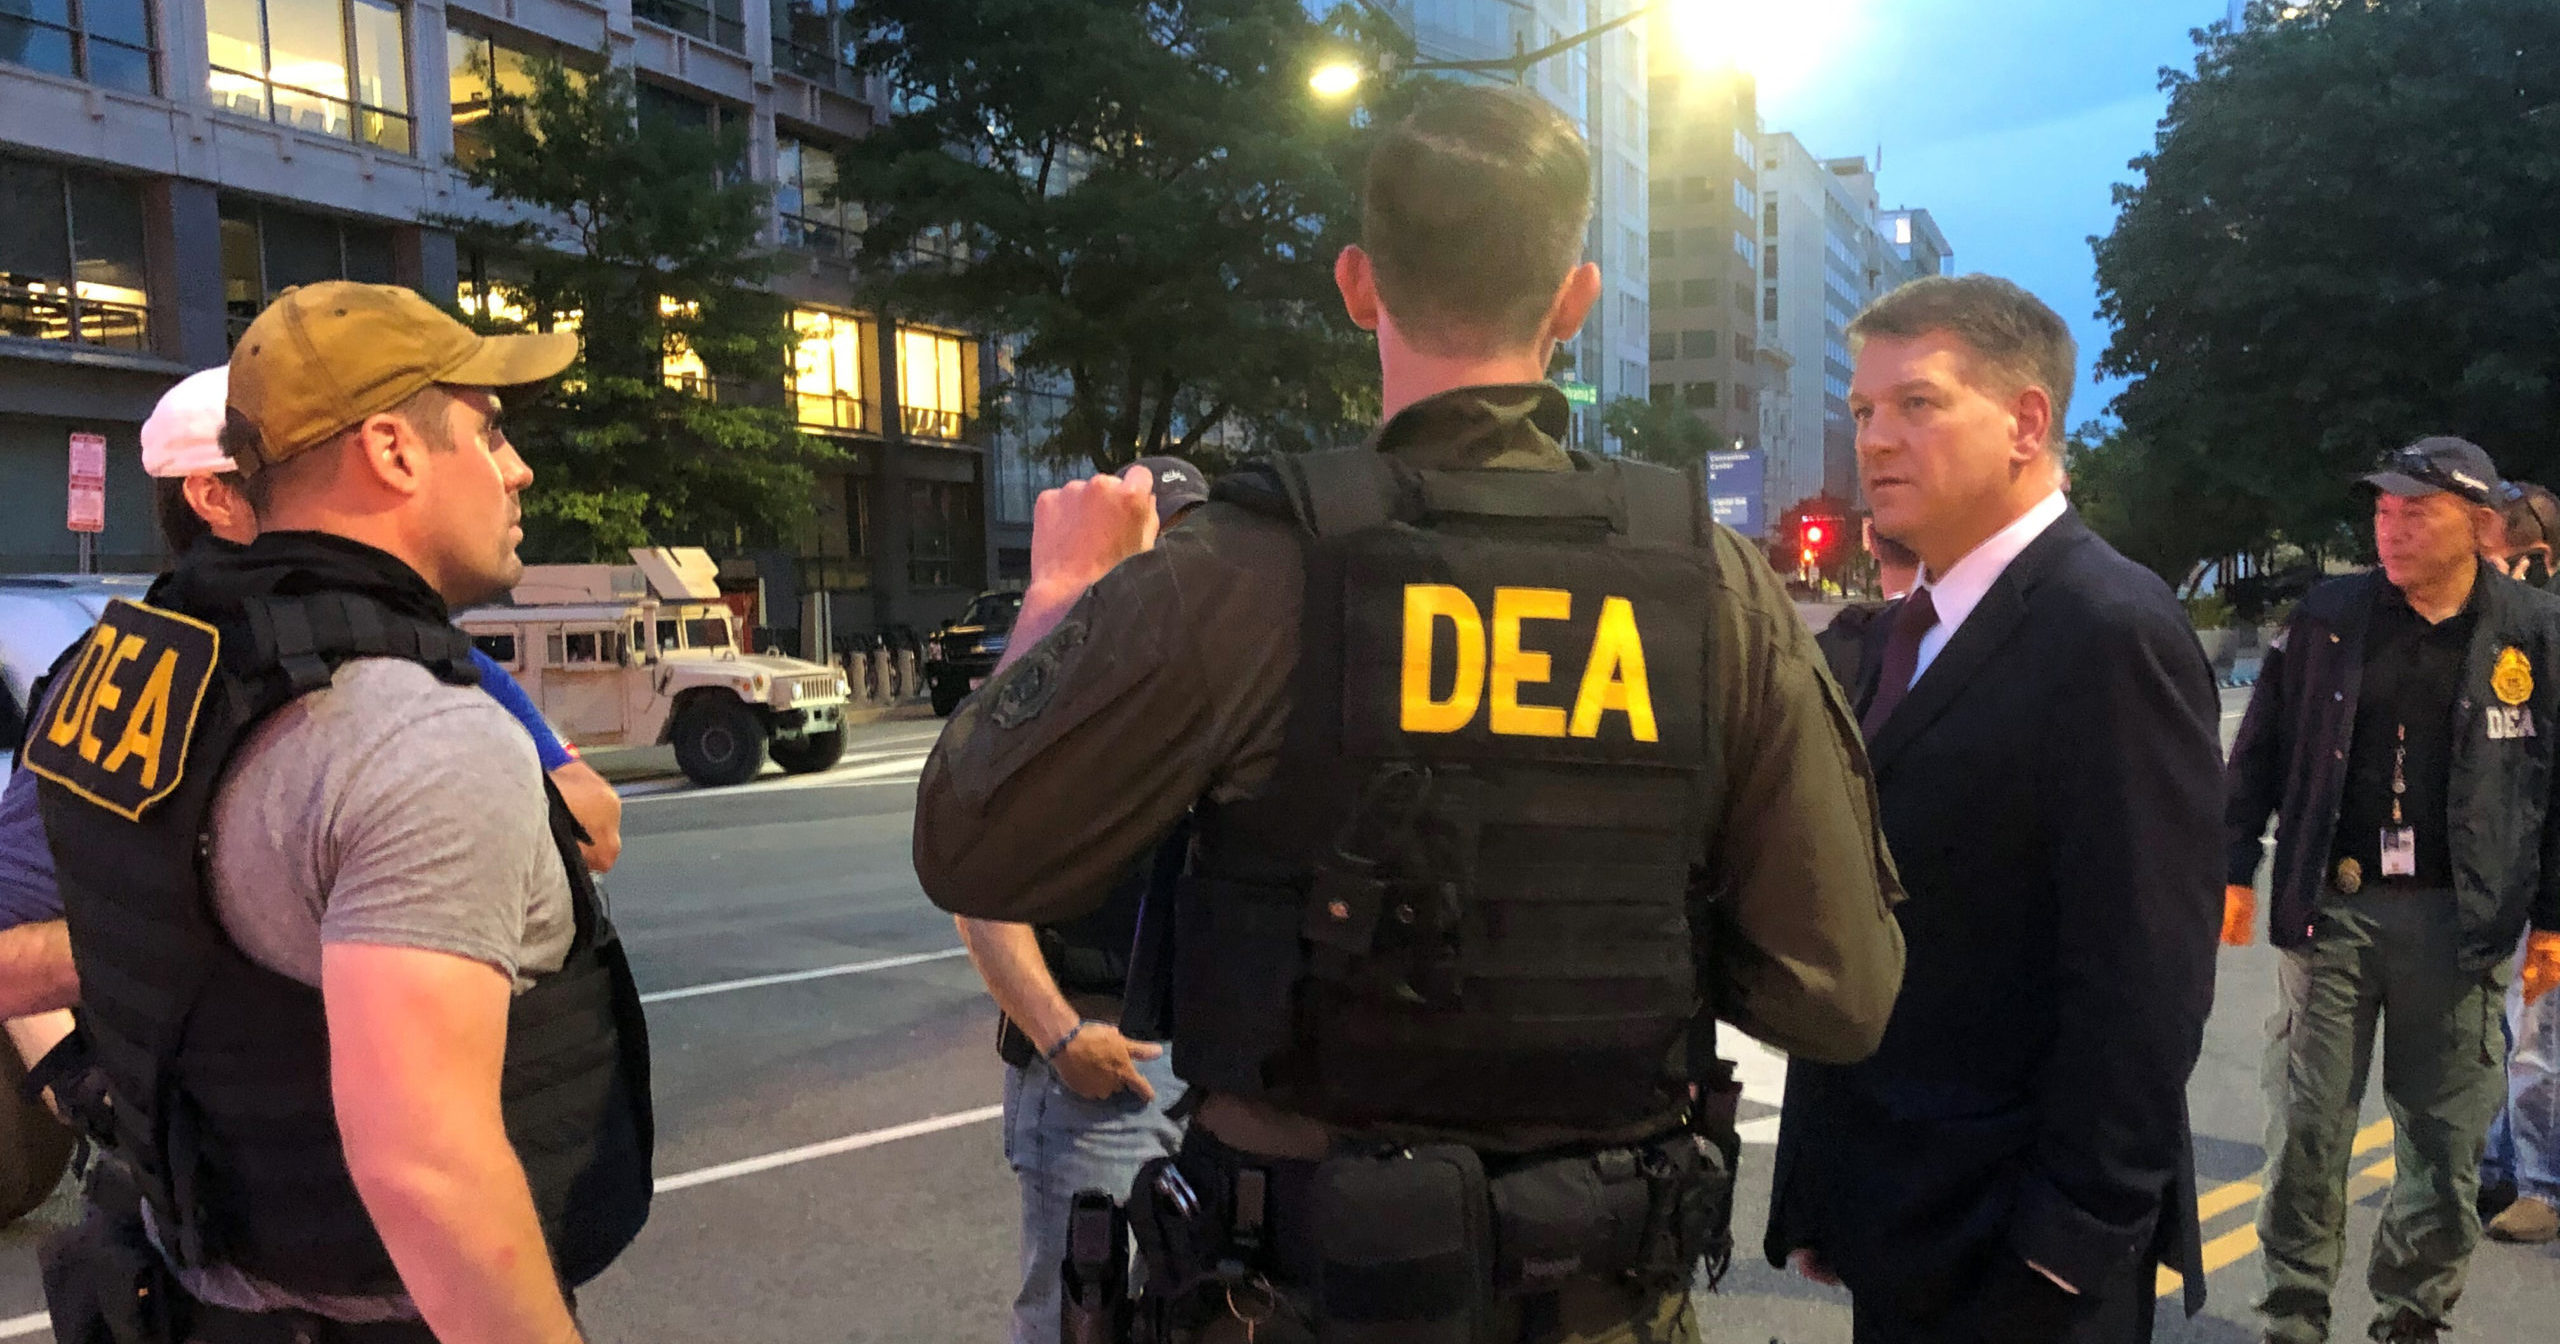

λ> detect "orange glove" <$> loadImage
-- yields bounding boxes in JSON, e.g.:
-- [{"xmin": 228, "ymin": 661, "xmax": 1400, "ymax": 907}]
[
  {"xmin": 2524, "ymin": 930, "xmax": 2560, "ymax": 1007},
  {"xmin": 2222, "ymin": 885, "xmax": 2257, "ymax": 947}
]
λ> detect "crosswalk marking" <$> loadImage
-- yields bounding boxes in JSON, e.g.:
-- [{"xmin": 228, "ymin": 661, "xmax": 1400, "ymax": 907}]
[{"xmin": 2156, "ymin": 1117, "xmax": 2398, "ymax": 1298}]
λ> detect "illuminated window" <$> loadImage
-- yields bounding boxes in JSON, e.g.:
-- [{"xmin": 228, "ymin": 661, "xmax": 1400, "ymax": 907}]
[
  {"xmin": 0, "ymin": 155, "xmax": 150, "ymax": 351},
  {"xmin": 897, "ymin": 326, "xmax": 974, "ymax": 440},
  {"xmin": 662, "ymin": 297, "xmax": 713, "ymax": 398},
  {"xmin": 789, "ymin": 307, "xmax": 874, "ymax": 432},
  {"xmin": 447, "ymin": 27, "xmax": 582, "ymax": 166},
  {"xmin": 206, "ymin": 0, "xmax": 410, "ymax": 153},
  {"xmin": 1, "ymin": 0, "xmax": 157, "ymax": 93},
  {"xmin": 219, "ymin": 196, "xmax": 394, "ymax": 344},
  {"xmin": 777, "ymin": 137, "xmax": 860, "ymax": 255}
]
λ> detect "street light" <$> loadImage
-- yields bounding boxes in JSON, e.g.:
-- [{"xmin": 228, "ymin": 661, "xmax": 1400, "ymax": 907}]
[{"xmin": 1309, "ymin": 61, "xmax": 1365, "ymax": 98}]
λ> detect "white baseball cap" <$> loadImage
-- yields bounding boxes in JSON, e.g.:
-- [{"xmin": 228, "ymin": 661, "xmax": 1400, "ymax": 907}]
[{"xmin": 139, "ymin": 366, "xmax": 238, "ymax": 479}]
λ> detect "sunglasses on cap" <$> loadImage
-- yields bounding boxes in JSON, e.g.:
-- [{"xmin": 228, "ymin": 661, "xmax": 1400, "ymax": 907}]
[{"xmin": 2378, "ymin": 445, "xmax": 2496, "ymax": 504}]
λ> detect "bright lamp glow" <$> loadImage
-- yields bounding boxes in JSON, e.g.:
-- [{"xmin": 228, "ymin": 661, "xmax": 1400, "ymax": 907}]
[
  {"xmin": 1663, "ymin": 0, "xmax": 1860, "ymax": 98},
  {"xmin": 1309, "ymin": 62, "xmax": 1363, "ymax": 97}
]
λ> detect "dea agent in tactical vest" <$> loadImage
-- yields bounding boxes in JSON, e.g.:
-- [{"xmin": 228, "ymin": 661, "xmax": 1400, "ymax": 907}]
[
  {"xmin": 27, "ymin": 282, "xmax": 651, "ymax": 1344},
  {"xmin": 916, "ymin": 87, "xmax": 1905, "ymax": 1344}
]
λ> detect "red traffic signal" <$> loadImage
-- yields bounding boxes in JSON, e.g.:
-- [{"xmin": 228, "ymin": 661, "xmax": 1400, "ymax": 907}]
[{"xmin": 1803, "ymin": 522, "xmax": 1827, "ymax": 547}]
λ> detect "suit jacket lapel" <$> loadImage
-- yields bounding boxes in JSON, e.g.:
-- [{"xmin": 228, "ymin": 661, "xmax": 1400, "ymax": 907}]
[{"xmin": 1866, "ymin": 511, "xmax": 2092, "ymax": 772}]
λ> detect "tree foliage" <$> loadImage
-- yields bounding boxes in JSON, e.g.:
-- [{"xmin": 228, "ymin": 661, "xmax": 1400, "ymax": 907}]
[
  {"xmin": 440, "ymin": 55, "xmax": 839, "ymax": 560},
  {"xmin": 1599, "ymin": 397, "xmax": 1719, "ymax": 473},
  {"xmin": 839, "ymin": 0, "xmax": 1392, "ymax": 472},
  {"xmin": 2091, "ymin": 0, "xmax": 2560, "ymax": 576}
]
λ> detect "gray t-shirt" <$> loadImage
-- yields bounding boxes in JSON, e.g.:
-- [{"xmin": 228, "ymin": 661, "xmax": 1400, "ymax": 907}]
[{"xmin": 181, "ymin": 656, "xmax": 574, "ymax": 1319}]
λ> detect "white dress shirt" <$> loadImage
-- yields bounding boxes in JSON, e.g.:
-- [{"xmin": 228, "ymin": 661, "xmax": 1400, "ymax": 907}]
[{"xmin": 1903, "ymin": 488, "xmax": 2069, "ymax": 686}]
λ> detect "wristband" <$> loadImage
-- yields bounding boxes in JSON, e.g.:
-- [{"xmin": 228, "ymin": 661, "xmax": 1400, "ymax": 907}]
[{"xmin": 1044, "ymin": 1020, "xmax": 1100, "ymax": 1062}]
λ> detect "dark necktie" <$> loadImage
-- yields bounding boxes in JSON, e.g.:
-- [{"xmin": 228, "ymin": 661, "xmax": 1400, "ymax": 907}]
[{"xmin": 1861, "ymin": 587, "xmax": 1940, "ymax": 740}]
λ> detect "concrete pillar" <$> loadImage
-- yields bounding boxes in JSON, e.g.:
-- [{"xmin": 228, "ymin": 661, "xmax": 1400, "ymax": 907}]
[
  {"xmin": 148, "ymin": 179, "xmax": 228, "ymax": 368},
  {"xmin": 396, "ymin": 227, "xmax": 459, "ymax": 304}
]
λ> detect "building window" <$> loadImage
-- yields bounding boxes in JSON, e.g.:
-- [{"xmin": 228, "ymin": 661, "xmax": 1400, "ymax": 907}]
[
  {"xmin": 1763, "ymin": 287, "xmax": 1778, "ymax": 322},
  {"xmin": 1, "ymin": 0, "xmax": 157, "ymax": 93},
  {"xmin": 638, "ymin": 82, "xmax": 744, "ymax": 183},
  {"xmin": 1733, "ymin": 128, "xmax": 1753, "ymax": 163},
  {"xmin": 1648, "ymin": 230, "xmax": 1671, "ymax": 260},
  {"xmin": 772, "ymin": 0, "xmax": 855, "ymax": 86},
  {"xmin": 633, "ymin": 0, "xmax": 744, "ymax": 53},
  {"xmin": 1765, "ymin": 243, "xmax": 1778, "ymax": 280},
  {"xmin": 777, "ymin": 137, "xmax": 860, "ymax": 255},
  {"xmin": 447, "ymin": 27, "xmax": 585, "ymax": 166},
  {"xmin": 0, "ymin": 156, "xmax": 149, "ymax": 350},
  {"xmin": 1683, "ymin": 382, "xmax": 1719, "ymax": 409},
  {"xmin": 1680, "ymin": 227, "xmax": 1714, "ymax": 255},
  {"xmin": 1649, "ymin": 331, "xmax": 1675, "ymax": 362},
  {"xmin": 789, "ymin": 307, "xmax": 874, "ymax": 433},
  {"xmin": 206, "ymin": 0, "xmax": 413, "ymax": 153},
  {"xmin": 907, "ymin": 481, "xmax": 981, "ymax": 590},
  {"xmin": 1680, "ymin": 278, "xmax": 1712, "ymax": 307},
  {"xmin": 1681, "ymin": 329, "xmax": 1716, "ymax": 359},
  {"xmin": 1764, "ymin": 201, "xmax": 1778, "ymax": 236},
  {"xmin": 219, "ymin": 196, "xmax": 395, "ymax": 344},
  {"xmin": 1649, "ymin": 383, "xmax": 1673, "ymax": 405},
  {"xmin": 898, "ymin": 326, "xmax": 975, "ymax": 440},
  {"xmin": 1736, "ymin": 332, "xmax": 1756, "ymax": 362},
  {"xmin": 1648, "ymin": 280, "xmax": 1674, "ymax": 310},
  {"xmin": 1733, "ymin": 179, "xmax": 1753, "ymax": 216},
  {"xmin": 1735, "ymin": 283, "xmax": 1754, "ymax": 313},
  {"xmin": 1733, "ymin": 232, "xmax": 1758, "ymax": 269}
]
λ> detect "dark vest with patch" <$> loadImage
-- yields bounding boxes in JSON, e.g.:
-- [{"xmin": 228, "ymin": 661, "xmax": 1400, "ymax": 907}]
[
  {"xmin": 24, "ymin": 542, "xmax": 653, "ymax": 1299},
  {"xmin": 1175, "ymin": 448, "xmax": 1717, "ymax": 1136}
]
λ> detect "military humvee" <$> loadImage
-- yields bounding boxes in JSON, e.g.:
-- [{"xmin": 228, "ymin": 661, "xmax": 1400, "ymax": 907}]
[{"xmin": 457, "ymin": 548, "xmax": 851, "ymax": 788}]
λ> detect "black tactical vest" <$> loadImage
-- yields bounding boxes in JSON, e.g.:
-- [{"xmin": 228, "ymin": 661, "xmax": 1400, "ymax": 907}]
[
  {"xmin": 24, "ymin": 553, "xmax": 653, "ymax": 1298},
  {"xmin": 1174, "ymin": 449, "xmax": 1717, "ymax": 1135}
]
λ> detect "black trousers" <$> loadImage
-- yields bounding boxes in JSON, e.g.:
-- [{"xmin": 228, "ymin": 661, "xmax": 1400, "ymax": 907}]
[{"xmin": 1849, "ymin": 1254, "xmax": 2157, "ymax": 1344}]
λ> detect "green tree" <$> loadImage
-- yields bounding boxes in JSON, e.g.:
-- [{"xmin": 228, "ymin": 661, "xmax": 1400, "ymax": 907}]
[
  {"xmin": 1599, "ymin": 396, "xmax": 1719, "ymax": 472},
  {"xmin": 2065, "ymin": 423, "xmax": 2278, "ymax": 590},
  {"xmin": 838, "ymin": 0, "xmax": 1388, "ymax": 472},
  {"xmin": 2092, "ymin": 0, "xmax": 2560, "ymax": 574},
  {"xmin": 441, "ymin": 55, "xmax": 839, "ymax": 560}
]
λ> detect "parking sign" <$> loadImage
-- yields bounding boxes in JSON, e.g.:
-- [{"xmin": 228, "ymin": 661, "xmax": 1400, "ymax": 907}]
[{"xmin": 68, "ymin": 432, "xmax": 106, "ymax": 533}]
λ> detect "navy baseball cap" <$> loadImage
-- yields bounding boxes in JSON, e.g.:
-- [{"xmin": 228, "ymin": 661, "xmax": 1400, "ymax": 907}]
[
  {"xmin": 2361, "ymin": 436, "xmax": 2501, "ymax": 506},
  {"xmin": 1127, "ymin": 456, "xmax": 1211, "ymax": 524}
]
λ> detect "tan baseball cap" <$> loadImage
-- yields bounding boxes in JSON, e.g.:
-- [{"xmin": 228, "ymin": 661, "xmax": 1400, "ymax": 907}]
[{"xmin": 225, "ymin": 280, "xmax": 577, "ymax": 474}]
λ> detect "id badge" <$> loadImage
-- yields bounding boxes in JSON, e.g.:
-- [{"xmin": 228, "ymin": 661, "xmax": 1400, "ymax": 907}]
[{"xmin": 2380, "ymin": 827, "xmax": 2418, "ymax": 878}]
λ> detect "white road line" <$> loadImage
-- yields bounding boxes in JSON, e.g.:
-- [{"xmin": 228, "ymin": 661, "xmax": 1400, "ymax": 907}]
[
  {"xmin": 0, "ymin": 1311, "xmax": 46, "ymax": 1340},
  {"xmin": 622, "ymin": 757, "xmax": 929, "ymax": 802},
  {"xmin": 654, "ymin": 1104, "xmax": 1006, "ymax": 1193},
  {"xmin": 638, "ymin": 947, "xmax": 971, "ymax": 1004}
]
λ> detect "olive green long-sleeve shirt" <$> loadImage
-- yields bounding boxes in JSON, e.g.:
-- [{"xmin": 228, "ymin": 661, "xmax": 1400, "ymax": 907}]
[{"xmin": 913, "ymin": 384, "xmax": 1904, "ymax": 1067}]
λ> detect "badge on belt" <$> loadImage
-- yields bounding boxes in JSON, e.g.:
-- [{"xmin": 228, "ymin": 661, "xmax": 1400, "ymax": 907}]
[{"xmin": 2334, "ymin": 857, "xmax": 2363, "ymax": 895}]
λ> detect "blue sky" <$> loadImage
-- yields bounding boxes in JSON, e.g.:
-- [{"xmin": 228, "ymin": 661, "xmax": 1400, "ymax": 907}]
[{"xmin": 1751, "ymin": 0, "xmax": 2237, "ymax": 424}]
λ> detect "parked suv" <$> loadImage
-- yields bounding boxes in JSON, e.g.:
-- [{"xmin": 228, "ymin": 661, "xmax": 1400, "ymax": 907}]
[
  {"xmin": 456, "ymin": 548, "xmax": 853, "ymax": 787},
  {"xmin": 925, "ymin": 590, "xmax": 1023, "ymax": 716}
]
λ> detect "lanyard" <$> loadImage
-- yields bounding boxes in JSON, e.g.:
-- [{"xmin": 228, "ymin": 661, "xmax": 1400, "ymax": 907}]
[{"xmin": 2391, "ymin": 723, "xmax": 2407, "ymax": 827}]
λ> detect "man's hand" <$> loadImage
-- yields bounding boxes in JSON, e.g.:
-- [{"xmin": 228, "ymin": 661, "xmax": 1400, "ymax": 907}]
[
  {"xmin": 2221, "ymin": 884, "xmax": 2257, "ymax": 947},
  {"xmin": 1048, "ymin": 1022, "xmax": 1164, "ymax": 1103},
  {"xmin": 2524, "ymin": 930, "xmax": 2560, "ymax": 1006},
  {"xmin": 1028, "ymin": 467, "xmax": 1159, "ymax": 600}
]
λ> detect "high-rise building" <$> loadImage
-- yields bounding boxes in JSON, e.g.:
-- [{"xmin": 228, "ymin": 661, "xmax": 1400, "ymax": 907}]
[
  {"xmin": 1880, "ymin": 207, "xmax": 1954, "ymax": 285},
  {"xmin": 1385, "ymin": 1, "xmax": 1650, "ymax": 451},
  {"xmin": 1640, "ymin": 58, "xmax": 1762, "ymax": 459},
  {"xmin": 2, "ymin": 0, "xmax": 993, "ymax": 645},
  {"xmin": 1757, "ymin": 134, "xmax": 1932, "ymax": 512}
]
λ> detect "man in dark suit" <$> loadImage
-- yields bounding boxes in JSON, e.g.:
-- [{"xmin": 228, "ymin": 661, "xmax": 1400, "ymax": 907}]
[{"xmin": 1767, "ymin": 275, "xmax": 2226, "ymax": 1344}]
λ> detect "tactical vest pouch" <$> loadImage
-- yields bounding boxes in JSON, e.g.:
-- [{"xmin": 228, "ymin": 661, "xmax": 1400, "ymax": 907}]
[
  {"xmin": 1485, "ymin": 1130, "xmax": 1733, "ymax": 1302},
  {"xmin": 41, "ymin": 1160, "xmax": 178, "ymax": 1344},
  {"xmin": 1307, "ymin": 1144, "xmax": 1491, "ymax": 1344},
  {"xmin": 1171, "ymin": 877, "xmax": 1305, "ymax": 1096}
]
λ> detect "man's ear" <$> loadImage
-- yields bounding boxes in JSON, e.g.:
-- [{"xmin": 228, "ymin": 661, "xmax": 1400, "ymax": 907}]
[
  {"xmin": 1541, "ymin": 262, "xmax": 1602, "ymax": 344},
  {"xmin": 355, "ymin": 413, "xmax": 431, "ymax": 499},
  {"xmin": 1336, "ymin": 246, "xmax": 1382, "ymax": 333},
  {"xmin": 2008, "ymin": 385, "xmax": 2055, "ymax": 467}
]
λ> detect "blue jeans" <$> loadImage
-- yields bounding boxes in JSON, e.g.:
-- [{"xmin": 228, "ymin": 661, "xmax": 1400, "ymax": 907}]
[
  {"xmin": 1002, "ymin": 1050, "xmax": 1185, "ymax": 1344},
  {"xmin": 2483, "ymin": 933, "xmax": 2560, "ymax": 1203}
]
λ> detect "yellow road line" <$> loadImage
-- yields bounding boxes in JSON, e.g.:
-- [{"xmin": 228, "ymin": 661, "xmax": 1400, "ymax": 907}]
[{"xmin": 2155, "ymin": 1120, "xmax": 2398, "ymax": 1299}]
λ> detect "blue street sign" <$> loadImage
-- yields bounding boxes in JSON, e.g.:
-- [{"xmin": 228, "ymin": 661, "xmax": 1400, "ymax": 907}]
[{"xmin": 1707, "ymin": 450, "xmax": 1765, "ymax": 539}]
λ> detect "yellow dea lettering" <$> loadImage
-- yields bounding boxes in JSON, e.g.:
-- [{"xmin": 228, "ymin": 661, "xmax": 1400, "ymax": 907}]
[
  {"xmin": 24, "ymin": 600, "xmax": 220, "ymax": 822},
  {"xmin": 1399, "ymin": 584, "xmax": 1657, "ymax": 741}
]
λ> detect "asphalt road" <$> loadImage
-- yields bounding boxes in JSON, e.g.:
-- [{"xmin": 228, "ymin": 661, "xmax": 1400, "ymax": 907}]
[{"xmin": 0, "ymin": 693, "xmax": 2553, "ymax": 1342}]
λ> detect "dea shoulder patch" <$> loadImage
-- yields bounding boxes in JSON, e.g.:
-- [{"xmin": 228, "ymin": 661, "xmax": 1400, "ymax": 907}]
[{"xmin": 22, "ymin": 599, "xmax": 220, "ymax": 822}]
